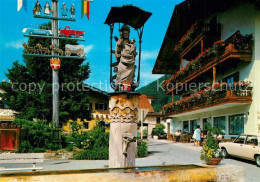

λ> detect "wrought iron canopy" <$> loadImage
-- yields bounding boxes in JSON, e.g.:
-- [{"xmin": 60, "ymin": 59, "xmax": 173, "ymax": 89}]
[{"xmin": 104, "ymin": 5, "xmax": 152, "ymax": 29}]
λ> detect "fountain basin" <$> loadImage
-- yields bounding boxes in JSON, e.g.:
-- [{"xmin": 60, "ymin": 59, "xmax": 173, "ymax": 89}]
[{"xmin": 0, "ymin": 164, "xmax": 245, "ymax": 182}]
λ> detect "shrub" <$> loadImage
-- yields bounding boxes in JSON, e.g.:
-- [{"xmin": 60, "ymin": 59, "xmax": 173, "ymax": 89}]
[
  {"xmin": 72, "ymin": 125, "xmax": 109, "ymax": 160},
  {"xmin": 13, "ymin": 119, "xmax": 61, "ymax": 153},
  {"xmin": 137, "ymin": 140, "xmax": 148, "ymax": 158}
]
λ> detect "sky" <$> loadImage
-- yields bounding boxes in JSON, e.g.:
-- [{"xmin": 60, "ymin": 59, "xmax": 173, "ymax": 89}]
[{"xmin": 0, "ymin": 0, "xmax": 184, "ymax": 91}]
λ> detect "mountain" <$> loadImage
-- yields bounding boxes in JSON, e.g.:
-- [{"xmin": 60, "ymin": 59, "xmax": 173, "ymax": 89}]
[{"xmin": 137, "ymin": 75, "xmax": 173, "ymax": 112}]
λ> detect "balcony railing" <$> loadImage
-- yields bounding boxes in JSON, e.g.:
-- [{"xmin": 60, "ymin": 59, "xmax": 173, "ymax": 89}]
[
  {"xmin": 174, "ymin": 22, "xmax": 221, "ymax": 59},
  {"xmin": 164, "ymin": 32, "xmax": 253, "ymax": 94},
  {"xmin": 162, "ymin": 83, "xmax": 252, "ymax": 117}
]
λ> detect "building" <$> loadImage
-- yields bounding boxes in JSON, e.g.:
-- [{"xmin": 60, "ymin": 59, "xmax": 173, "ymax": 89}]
[
  {"xmin": 153, "ymin": 0, "xmax": 260, "ymax": 138},
  {"xmin": 139, "ymin": 95, "xmax": 162, "ymax": 136},
  {"xmin": 0, "ymin": 88, "xmax": 15, "ymax": 123},
  {"xmin": 0, "ymin": 88, "xmax": 18, "ymax": 151},
  {"xmin": 63, "ymin": 85, "xmax": 110, "ymax": 133}
]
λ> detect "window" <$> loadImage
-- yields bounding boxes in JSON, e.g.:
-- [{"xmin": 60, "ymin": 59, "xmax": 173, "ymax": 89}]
[
  {"xmin": 156, "ymin": 117, "xmax": 161, "ymax": 124},
  {"xmin": 213, "ymin": 116, "xmax": 226, "ymax": 134},
  {"xmin": 225, "ymin": 72, "xmax": 239, "ymax": 87},
  {"xmin": 229, "ymin": 114, "xmax": 245, "ymax": 135},
  {"xmin": 83, "ymin": 122, "xmax": 89, "ymax": 129},
  {"xmin": 87, "ymin": 103, "xmax": 92, "ymax": 110},
  {"xmin": 183, "ymin": 121, "xmax": 189, "ymax": 132},
  {"xmin": 0, "ymin": 101, "xmax": 4, "ymax": 109},
  {"xmin": 234, "ymin": 135, "xmax": 246, "ymax": 144},
  {"xmin": 95, "ymin": 103, "xmax": 108, "ymax": 111},
  {"xmin": 190, "ymin": 120, "xmax": 198, "ymax": 133},
  {"xmin": 246, "ymin": 135, "xmax": 258, "ymax": 146}
]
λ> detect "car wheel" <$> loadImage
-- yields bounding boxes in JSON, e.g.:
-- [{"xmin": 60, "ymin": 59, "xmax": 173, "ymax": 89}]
[
  {"xmin": 255, "ymin": 155, "xmax": 260, "ymax": 167},
  {"xmin": 221, "ymin": 148, "xmax": 229, "ymax": 158}
]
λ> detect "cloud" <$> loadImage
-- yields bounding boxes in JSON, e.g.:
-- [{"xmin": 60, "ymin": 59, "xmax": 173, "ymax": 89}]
[
  {"xmin": 5, "ymin": 39, "xmax": 26, "ymax": 49},
  {"xmin": 84, "ymin": 44, "xmax": 94, "ymax": 54},
  {"xmin": 141, "ymin": 50, "xmax": 159, "ymax": 61}
]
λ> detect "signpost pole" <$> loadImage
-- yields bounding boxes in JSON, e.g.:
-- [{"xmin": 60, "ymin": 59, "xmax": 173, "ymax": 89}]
[{"xmin": 52, "ymin": 0, "xmax": 59, "ymax": 128}]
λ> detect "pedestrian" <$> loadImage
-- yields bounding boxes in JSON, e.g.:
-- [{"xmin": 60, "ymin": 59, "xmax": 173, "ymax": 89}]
[{"xmin": 194, "ymin": 125, "xmax": 201, "ymax": 147}]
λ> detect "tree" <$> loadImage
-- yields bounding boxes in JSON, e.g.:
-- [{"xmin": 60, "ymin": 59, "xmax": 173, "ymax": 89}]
[{"xmin": 0, "ymin": 22, "xmax": 91, "ymax": 122}]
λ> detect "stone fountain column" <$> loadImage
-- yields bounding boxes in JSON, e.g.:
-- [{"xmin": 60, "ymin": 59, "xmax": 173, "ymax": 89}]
[{"xmin": 109, "ymin": 92, "xmax": 139, "ymax": 168}]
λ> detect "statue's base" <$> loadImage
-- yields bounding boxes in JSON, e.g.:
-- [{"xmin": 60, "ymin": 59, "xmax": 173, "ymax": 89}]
[{"xmin": 109, "ymin": 92, "xmax": 140, "ymax": 168}]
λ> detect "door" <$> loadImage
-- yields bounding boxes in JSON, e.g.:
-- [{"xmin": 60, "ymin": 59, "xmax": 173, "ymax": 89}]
[
  {"xmin": 190, "ymin": 120, "xmax": 198, "ymax": 134},
  {"xmin": 243, "ymin": 135, "xmax": 259, "ymax": 160},
  {"xmin": 167, "ymin": 123, "xmax": 170, "ymax": 134},
  {"xmin": 228, "ymin": 135, "xmax": 246, "ymax": 157}
]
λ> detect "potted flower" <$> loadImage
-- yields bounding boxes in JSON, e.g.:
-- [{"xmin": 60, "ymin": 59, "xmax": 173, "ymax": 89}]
[{"xmin": 200, "ymin": 125, "xmax": 224, "ymax": 165}]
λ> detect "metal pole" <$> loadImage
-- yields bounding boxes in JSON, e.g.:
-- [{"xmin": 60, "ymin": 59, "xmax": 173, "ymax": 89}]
[
  {"xmin": 52, "ymin": 0, "xmax": 59, "ymax": 127},
  {"xmin": 141, "ymin": 109, "xmax": 144, "ymax": 139},
  {"xmin": 110, "ymin": 24, "xmax": 114, "ymax": 88}
]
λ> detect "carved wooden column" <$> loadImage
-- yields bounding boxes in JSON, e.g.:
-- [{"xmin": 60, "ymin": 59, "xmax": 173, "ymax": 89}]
[{"xmin": 109, "ymin": 92, "xmax": 139, "ymax": 168}]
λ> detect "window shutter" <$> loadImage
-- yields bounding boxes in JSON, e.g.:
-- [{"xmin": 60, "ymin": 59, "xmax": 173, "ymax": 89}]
[
  {"xmin": 104, "ymin": 103, "xmax": 108, "ymax": 110},
  {"xmin": 95, "ymin": 103, "xmax": 98, "ymax": 110}
]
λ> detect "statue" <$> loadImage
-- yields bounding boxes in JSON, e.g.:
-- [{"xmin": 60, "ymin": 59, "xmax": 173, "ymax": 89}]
[
  {"xmin": 115, "ymin": 25, "xmax": 137, "ymax": 91},
  {"xmin": 33, "ymin": 1, "xmax": 42, "ymax": 16},
  {"xmin": 61, "ymin": 3, "xmax": 68, "ymax": 18},
  {"xmin": 69, "ymin": 4, "xmax": 76, "ymax": 19},
  {"xmin": 44, "ymin": 2, "xmax": 51, "ymax": 17}
]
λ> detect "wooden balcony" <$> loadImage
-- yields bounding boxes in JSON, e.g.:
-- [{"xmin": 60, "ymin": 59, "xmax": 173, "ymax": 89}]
[
  {"xmin": 164, "ymin": 43, "xmax": 252, "ymax": 95},
  {"xmin": 180, "ymin": 23, "xmax": 221, "ymax": 60},
  {"xmin": 162, "ymin": 88, "xmax": 252, "ymax": 117}
]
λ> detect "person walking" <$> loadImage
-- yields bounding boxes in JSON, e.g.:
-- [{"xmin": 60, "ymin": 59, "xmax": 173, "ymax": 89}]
[{"xmin": 194, "ymin": 125, "xmax": 201, "ymax": 147}]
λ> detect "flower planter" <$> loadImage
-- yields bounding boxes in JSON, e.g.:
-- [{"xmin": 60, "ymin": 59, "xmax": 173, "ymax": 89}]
[
  {"xmin": 205, "ymin": 158, "xmax": 222, "ymax": 165},
  {"xmin": 153, "ymin": 136, "xmax": 159, "ymax": 140}
]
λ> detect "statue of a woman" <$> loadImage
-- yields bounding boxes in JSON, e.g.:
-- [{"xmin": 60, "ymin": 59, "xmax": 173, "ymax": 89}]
[{"xmin": 115, "ymin": 25, "xmax": 137, "ymax": 90}]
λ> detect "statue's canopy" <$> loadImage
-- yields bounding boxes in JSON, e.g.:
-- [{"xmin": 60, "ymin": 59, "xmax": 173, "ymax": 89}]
[{"xmin": 104, "ymin": 5, "xmax": 152, "ymax": 29}]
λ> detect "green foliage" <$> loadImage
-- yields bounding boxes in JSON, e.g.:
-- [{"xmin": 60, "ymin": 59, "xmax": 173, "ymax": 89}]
[
  {"xmin": 152, "ymin": 124, "xmax": 166, "ymax": 136},
  {"xmin": 200, "ymin": 123, "xmax": 224, "ymax": 162},
  {"xmin": 0, "ymin": 22, "xmax": 91, "ymax": 122},
  {"xmin": 13, "ymin": 119, "xmax": 61, "ymax": 153},
  {"xmin": 72, "ymin": 126, "xmax": 110, "ymax": 160},
  {"xmin": 137, "ymin": 75, "xmax": 175, "ymax": 112},
  {"xmin": 137, "ymin": 140, "xmax": 148, "ymax": 158},
  {"xmin": 143, "ymin": 129, "xmax": 148, "ymax": 136}
]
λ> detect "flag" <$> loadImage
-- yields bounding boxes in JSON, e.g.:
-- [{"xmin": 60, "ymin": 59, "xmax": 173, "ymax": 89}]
[
  {"xmin": 81, "ymin": 0, "xmax": 90, "ymax": 19},
  {"xmin": 17, "ymin": 0, "xmax": 27, "ymax": 12}
]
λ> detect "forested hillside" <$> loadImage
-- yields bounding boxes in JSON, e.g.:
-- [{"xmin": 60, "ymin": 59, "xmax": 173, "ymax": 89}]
[{"xmin": 137, "ymin": 76, "xmax": 172, "ymax": 112}]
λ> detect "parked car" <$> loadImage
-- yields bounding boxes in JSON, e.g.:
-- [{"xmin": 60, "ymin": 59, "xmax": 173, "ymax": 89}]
[
  {"xmin": 151, "ymin": 127, "xmax": 167, "ymax": 139},
  {"xmin": 219, "ymin": 134, "xmax": 260, "ymax": 167},
  {"xmin": 22, "ymin": 28, "xmax": 52, "ymax": 36},
  {"xmin": 59, "ymin": 26, "xmax": 85, "ymax": 38}
]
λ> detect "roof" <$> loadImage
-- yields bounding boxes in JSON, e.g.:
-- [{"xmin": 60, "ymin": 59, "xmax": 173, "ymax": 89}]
[
  {"xmin": 104, "ymin": 5, "xmax": 152, "ymax": 29},
  {"xmin": 147, "ymin": 112, "xmax": 162, "ymax": 116},
  {"xmin": 152, "ymin": 0, "xmax": 258, "ymax": 75},
  {"xmin": 139, "ymin": 95, "xmax": 154, "ymax": 113},
  {"xmin": 83, "ymin": 84, "xmax": 109, "ymax": 97}
]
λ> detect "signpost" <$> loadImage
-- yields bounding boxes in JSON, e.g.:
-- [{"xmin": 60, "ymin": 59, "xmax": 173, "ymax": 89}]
[{"xmin": 23, "ymin": 0, "xmax": 85, "ymax": 134}]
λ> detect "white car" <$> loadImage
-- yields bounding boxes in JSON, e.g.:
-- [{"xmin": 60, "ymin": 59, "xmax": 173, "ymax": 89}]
[{"xmin": 219, "ymin": 134, "xmax": 260, "ymax": 167}]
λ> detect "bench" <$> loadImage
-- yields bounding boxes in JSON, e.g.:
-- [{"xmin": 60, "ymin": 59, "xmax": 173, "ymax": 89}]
[{"xmin": 0, "ymin": 153, "xmax": 44, "ymax": 172}]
